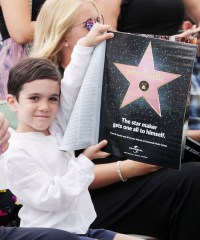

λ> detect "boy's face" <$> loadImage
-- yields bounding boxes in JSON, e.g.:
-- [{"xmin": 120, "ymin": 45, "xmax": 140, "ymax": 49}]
[{"xmin": 14, "ymin": 79, "xmax": 60, "ymax": 135}]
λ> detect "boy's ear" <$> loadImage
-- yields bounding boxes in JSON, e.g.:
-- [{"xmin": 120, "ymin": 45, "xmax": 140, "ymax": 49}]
[{"xmin": 6, "ymin": 94, "xmax": 18, "ymax": 112}]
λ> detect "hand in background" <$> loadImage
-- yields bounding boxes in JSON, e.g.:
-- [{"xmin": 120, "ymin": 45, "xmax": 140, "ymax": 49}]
[
  {"xmin": 177, "ymin": 26, "xmax": 200, "ymax": 38},
  {"xmin": 0, "ymin": 112, "xmax": 10, "ymax": 154}
]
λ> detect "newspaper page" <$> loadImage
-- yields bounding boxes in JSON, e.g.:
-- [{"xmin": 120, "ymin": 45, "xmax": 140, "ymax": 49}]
[{"xmin": 59, "ymin": 41, "xmax": 106, "ymax": 151}]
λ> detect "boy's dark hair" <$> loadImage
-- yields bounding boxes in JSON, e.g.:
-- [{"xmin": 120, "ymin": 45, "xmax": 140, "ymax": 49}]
[{"xmin": 8, "ymin": 57, "xmax": 62, "ymax": 100}]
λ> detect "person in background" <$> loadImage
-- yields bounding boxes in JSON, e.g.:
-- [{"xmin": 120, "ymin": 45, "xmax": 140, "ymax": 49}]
[
  {"xmin": 95, "ymin": 0, "xmax": 200, "ymax": 35},
  {"xmin": 188, "ymin": 55, "xmax": 200, "ymax": 138},
  {"xmin": 181, "ymin": 15, "xmax": 200, "ymax": 142},
  {"xmin": 0, "ymin": 41, "xmax": 3, "ymax": 51},
  {"xmin": 30, "ymin": 0, "xmax": 200, "ymax": 239},
  {"xmin": 0, "ymin": 0, "xmax": 45, "ymax": 100}
]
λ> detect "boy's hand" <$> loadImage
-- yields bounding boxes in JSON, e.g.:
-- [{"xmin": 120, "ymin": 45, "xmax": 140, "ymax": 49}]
[
  {"xmin": 78, "ymin": 23, "xmax": 114, "ymax": 47},
  {"xmin": 83, "ymin": 140, "xmax": 110, "ymax": 160}
]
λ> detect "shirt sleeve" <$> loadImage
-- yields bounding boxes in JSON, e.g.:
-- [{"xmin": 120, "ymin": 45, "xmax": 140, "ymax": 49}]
[
  {"xmin": 56, "ymin": 44, "xmax": 94, "ymax": 132},
  {"xmin": 4, "ymin": 150, "xmax": 94, "ymax": 212}
]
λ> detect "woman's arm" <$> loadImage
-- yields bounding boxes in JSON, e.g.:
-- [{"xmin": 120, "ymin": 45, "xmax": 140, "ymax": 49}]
[
  {"xmin": 184, "ymin": 0, "xmax": 200, "ymax": 26},
  {"xmin": 95, "ymin": 0, "xmax": 121, "ymax": 30},
  {"xmin": 1, "ymin": 0, "xmax": 35, "ymax": 43},
  {"xmin": 90, "ymin": 160, "xmax": 160, "ymax": 189},
  {"xmin": 187, "ymin": 130, "xmax": 200, "ymax": 143}
]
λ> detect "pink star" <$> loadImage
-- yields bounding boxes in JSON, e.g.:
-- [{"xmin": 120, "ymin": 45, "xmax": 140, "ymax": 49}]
[{"xmin": 114, "ymin": 42, "xmax": 181, "ymax": 116}]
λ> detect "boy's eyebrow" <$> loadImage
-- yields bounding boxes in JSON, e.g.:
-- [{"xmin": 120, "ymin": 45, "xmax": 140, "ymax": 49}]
[
  {"xmin": 27, "ymin": 93, "xmax": 60, "ymax": 96},
  {"xmin": 26, "ymin": 93, "xmax": 60, "ymax": 98},
  {"xmin": 51, "ymin": 94, "xmax": 60, "ymax": 98}
]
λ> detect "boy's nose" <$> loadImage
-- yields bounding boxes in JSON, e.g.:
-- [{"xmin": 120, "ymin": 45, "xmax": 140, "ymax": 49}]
[{"xmin": 39, "ymin": 101, "xmax": 50, "ymax": 111}]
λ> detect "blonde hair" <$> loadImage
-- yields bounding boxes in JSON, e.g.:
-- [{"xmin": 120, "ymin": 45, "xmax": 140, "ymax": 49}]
[{"xmin": 31, "ymin": 0, "xmax": 98, "ymax": 65}]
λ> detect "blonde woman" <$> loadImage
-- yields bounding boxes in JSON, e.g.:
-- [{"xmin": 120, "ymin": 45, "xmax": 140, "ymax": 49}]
[
  {"xmin": 31, "ymin": 0, "xmax": 200, "ymax": 240},
  {"xmin": 31, "ymin": 0, "xmax": 103, "ymax": 68}
]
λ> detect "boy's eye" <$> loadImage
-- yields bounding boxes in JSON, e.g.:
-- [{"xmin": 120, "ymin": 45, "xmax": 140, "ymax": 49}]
[
  {"xmin": 30, "ymin": 96, "xmax": 39, "ymax": 101},
  {"xmin": 49, "ymin": 97, "xmax": 59, "ymax": 102}
]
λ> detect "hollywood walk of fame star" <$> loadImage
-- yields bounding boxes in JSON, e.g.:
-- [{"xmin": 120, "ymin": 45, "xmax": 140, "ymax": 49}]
[{"xmin": 114, "ymin": 42, "xmax": 181, "ymax": 116}]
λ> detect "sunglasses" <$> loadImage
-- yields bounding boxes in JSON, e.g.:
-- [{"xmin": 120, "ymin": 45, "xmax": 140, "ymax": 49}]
[{"xmin": 72, "ymin": 14, "xmax": 104, "ymax": 31}]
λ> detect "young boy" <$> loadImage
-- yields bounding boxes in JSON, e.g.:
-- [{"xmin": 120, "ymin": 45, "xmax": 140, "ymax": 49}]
[{"xmin": 0, "ymin": 23, "xmax": 142, "ymax": 240}]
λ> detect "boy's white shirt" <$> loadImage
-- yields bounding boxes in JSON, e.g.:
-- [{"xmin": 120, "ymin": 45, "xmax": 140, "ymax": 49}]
[{"xmin": 0, "ymin": 44, "xmax": 97, "ymax": 234}]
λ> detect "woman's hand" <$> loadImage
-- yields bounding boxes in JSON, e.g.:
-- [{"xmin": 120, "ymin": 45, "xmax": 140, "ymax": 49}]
[{"xmin": 0, "ymin": 112, "xmax": 10, "ymax": 154}]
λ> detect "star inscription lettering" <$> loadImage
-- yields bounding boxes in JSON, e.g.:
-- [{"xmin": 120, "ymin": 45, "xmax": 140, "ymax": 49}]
[{"xmin": 114, "ymin": 42, "xmax": 181, "ymax": 116}]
